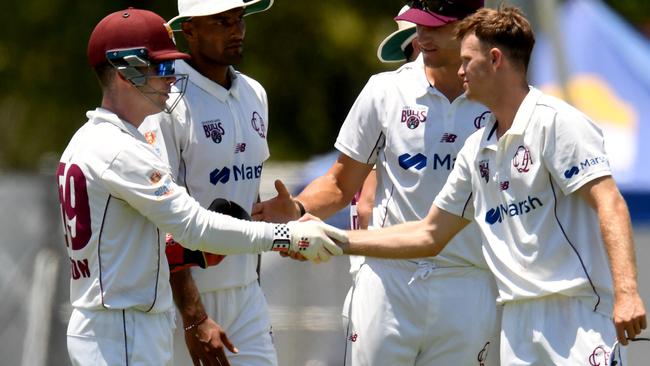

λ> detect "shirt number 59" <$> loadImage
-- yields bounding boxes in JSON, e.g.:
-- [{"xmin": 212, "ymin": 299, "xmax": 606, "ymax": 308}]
[{"xmin": 56, "ymin": 162, "xmax": 91, "ymax": 250}]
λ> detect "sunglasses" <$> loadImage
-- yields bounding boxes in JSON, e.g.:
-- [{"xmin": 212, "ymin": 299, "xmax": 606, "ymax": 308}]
[
  {"xmin": 610, "ymin": 337, "xmax": 650, "ymax": 366},
  {"xmin": 407, "ymin": 0, "xmax": 470, "ymax": 19}
]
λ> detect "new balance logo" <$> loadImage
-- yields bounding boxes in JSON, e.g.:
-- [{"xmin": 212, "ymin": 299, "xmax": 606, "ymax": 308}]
[
  {"xmin": 235, "ymin": 143, "xmax": 246, "ymax": 153},
  {"xmin": 485, "ymin": 196, "xmax": 543, "ymax": 225},
  {"xmin": 209, "ymin": 164, "xmax": 262, "ymax": 185},
  {"xmin": 399, "ymin": 153, "xmax": 427, "ymax": 170},
  {"xmin": 440, "ymin": 133, "xmax": 457, "ymax": 143}
]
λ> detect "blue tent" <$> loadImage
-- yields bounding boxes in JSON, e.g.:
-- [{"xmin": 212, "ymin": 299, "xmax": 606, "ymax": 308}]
[{"xmin": 531, "ymin": 0, "xmax": 650, "ymax": 221}]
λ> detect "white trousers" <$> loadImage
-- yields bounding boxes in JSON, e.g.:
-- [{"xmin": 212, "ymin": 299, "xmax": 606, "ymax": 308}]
[
  {"xmin": 500, "ymin": 294, "xmax": 624, "ymax": 366},
  {"xmin": 343, "ymin": 258, "xmax": 500, "ymax": 366},
  {"xmin": 173, "ymin": 281, "xmax": 278, "ymax": 366},
  {"xmin": 67, "ymin": 307, "xmax": 175, "ymax": 366}
]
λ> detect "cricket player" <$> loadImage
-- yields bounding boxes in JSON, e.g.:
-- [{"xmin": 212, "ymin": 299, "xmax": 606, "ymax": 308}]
[
  {"xmin": 58, "ymin": 8, "xmax": 343, "ymax": 365},
  {"xmin": 332, "ymin": 6, "xmax": 647, "ymax": 366},
  {"xmin": 139, "ymin": 0, "xmax": 281, "ymax": 365},
  {"xmin": 353, "ymin": 4, "xmax": 421, "ymax": 231},
  {"xmin": 253, "ymin": 1, "xmax": 500, "ymax": 364}
]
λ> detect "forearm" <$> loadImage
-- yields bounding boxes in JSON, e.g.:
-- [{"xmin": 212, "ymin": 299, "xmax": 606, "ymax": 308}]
[
  {"xmin": 296, "ymin": 174, "xmax": 355, "ymax": 220},
  {"xmin": 170, "ymin": 269, "xmax": 207, "ymax": 327},
  {"xmin": 340, "ymin": 212, "xmax": 467, "ymax": 258},
  {"xmin": 599, "ymin": 196, "xmax": 639, "ymax": 297}
]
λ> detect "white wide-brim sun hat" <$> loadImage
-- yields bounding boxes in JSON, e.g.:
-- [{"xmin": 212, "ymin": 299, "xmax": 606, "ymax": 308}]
[
  {"xmin": 377, "ymin": 5, "xmax": 417, "ymax": 63},
  {"xmin": 168, "ymin": 0, "xmax": 273, "ymax": 31}
]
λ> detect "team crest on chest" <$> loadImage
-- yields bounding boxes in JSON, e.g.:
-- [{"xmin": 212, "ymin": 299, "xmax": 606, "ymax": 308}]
[
  {"xmin": 251, "ymin": 111, "xmax": 266, "ymax": 138},
  {"xmin": 474, "ymin": 111, "xmax": 491, "ymax": 129},
  {"xmin": 479, "ymin": 159, "xmax": 490, "ymax": 183},
  {"xmin": 400, "ymin": 106, "xmax": 427, "ymax": 130},
  {"xmin": 202, "ymin": 119, "xmax": 225, "ymax": 144},
  {"xmin": 512, "ymin": 145, "xmax": 533, "ymax": 173}
]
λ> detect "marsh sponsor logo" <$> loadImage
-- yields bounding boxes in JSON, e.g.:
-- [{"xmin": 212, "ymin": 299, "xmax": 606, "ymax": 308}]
[
  {"xmin": 485, "ymin": 196, "xmax": 543, "ymax": 224},
  {"xmin": 398, "ymin": 153, "xmax": 455, "ymax": 171},
  {"xmin": 209, "ymin": 164, "xmax": 263, "ymax": 185},
  {"xmin": 564, "ymin": 156, "xmax": 608, "ymax": 179}
]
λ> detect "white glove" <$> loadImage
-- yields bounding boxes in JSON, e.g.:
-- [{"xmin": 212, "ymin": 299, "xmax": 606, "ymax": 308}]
[{"xmin": 286, "ymin": 220, "xmax": 347, "ymax": 263}]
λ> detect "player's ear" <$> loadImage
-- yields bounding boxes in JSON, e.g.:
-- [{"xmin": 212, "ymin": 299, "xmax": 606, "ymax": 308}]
[{"xmin": 489, "ymin": 47, "xmax": 503, "ymax": 69}]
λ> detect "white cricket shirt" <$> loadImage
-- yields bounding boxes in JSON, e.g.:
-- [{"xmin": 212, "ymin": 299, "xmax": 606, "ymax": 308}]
[
  {"xmin": 336, "ymin": 56, "xmax": 492, "ymax": 268},
  {"xmin": 435, "ymin": 87, "xmax": 614, "ymax": 315},
  {"xmin": 141, "ymin": 60, "xmax": 269, "ymax": 291},
  {"xmin": 58, "ymin": 108, "xmax": 274, "ymax": 312}
]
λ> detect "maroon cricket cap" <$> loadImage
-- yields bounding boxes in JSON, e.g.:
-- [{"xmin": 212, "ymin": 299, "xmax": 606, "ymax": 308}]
[
  {"xmin": 396, "ymin": 0, "xmax": 484, "ymax": 28},
  {"xmin": 87, "ymin": 8, "xmax": 190, "ymax": 67}
]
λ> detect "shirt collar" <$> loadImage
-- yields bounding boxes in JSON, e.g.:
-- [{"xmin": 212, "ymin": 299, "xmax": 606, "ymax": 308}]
[
  {"xmin": 87, "ymin": 107, "xmax": 142, "ymax": 139},
  {"xmin": 508, "ymin": 86, "xmax": 543, "ymax": 136},
  {"xmin": 478, "ymin": 86, "xmax": 543, "ymax": 151},
  {"xmin": 176, "ymin": 60, "xmax": 240, "ymax": 102}
]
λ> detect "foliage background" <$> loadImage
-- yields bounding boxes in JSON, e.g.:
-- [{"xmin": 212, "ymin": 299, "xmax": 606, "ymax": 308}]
[{"xmin": 0, "ymin": 0, "xmax": 647, "ymax": 170}]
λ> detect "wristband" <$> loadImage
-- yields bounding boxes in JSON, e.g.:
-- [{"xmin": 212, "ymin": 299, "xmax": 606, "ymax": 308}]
[
  {"xmin": 295, "ymin": 200, "xmax": 306, "ymax": 216},
  {"xmin": 271, "ymin": 224, "xmax": 291, "ymax": 252},
  {"xmin": 183, "ymin": 314, "xmax": 208, "ymax": 332}
]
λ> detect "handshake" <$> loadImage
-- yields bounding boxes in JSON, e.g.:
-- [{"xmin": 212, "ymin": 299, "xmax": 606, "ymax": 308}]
[{"xmin": 271, "ymin": 216, "xmax": 348, "ymax": 263}]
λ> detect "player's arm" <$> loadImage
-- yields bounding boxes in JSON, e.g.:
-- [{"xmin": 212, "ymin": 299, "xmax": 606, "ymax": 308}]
[
  {"xmin": 339, "ymin": 204, "xmax": 468, "ymax": 258},
  {"xmin": 252, "ymin": 153, "xmax": 373, "ymax": 223},
  {"xmin": 356, "ymin": 169, "xmax": 377, "ymax": 229},
  {"xmin": 170, "ymin": 269, "xmax": 236, "ymax": 366},
  {"xmin": 577, "ymin": 176, "xmax": 647, "ymax": 344}
]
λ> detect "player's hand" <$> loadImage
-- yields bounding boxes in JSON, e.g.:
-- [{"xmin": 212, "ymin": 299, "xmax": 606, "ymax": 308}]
[
  {"xmin": 252, "ymin": 180, "xmax": 301, "ymax": 223},
  {"xmin": 613, "ymin": 292, "xmax": 647, "ymax": 345},
  {"xmin": 185, "ymin": 317, "xmax": 238, "ymax": 366},
  {"xmin": 286, "ymin": 218, "xmax": 347, "ymax": 263},
  {"xmin": 279, "ymin": 250, "xmax": 308, "ymax": 261}
]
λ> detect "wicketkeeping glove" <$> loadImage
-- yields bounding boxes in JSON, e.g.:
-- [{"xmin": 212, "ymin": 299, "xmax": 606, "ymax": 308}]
[{"xmin": 285, "ymin": 220, "xmax": 347, "ymax": 263}]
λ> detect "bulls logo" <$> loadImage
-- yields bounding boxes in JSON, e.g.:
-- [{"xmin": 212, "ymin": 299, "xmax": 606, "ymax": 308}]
[
  {"xmin": 202, "ymin": 120, "xmax": 225, "ymax": 144},
  {"xmin": 251, "ymin": 111, "xmax": 266, "ymax": 138},
  {"xmin": 400, "ymin": 106, "xmax": 427, "ymax": 130},
  {"xmin": 512, "ymin": 145, "xmax": 533, "ymax": 173}
]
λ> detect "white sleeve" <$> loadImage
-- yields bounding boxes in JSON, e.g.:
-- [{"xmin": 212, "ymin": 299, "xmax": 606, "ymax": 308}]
[
  {"xmin": 542, "ymin": 109, "xmax": 611, "ymax": 195},
  {"xmin": 335, "ymin": 75, "xmax": 385, "ymax": 164},
  {"xmin": 434, "ymin": 139, "xmax": 475, "ymax": 220},
  {"xmin": 101, "ymin": 144, "xmax": 274, "ymax": 255}
]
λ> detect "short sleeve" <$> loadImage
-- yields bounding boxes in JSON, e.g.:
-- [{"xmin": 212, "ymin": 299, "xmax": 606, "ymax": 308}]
[
  {"xmin": 434, "ymin": 140, "xmax": 475, "ymax": 220},
  {"xmin": 335, "ymin": 75, "xmax": 386, "ymax": 164},
  {"xmin": 542, "ymin": 109, "xmax": 611, "ymax": 195}
]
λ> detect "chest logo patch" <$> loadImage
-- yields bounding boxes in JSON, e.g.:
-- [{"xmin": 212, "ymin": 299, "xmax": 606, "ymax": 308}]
[
  {"xmin": 202, "ymin": 119, "xmax": 225, "ymax": 144},
  {"xmin": 479, "ymin": 159, "xmax": 490, "ymax": 183},
  {"xmin": 512, "ymin": 145, "xmax": 533, "ymax": 173},
  {"xmin": 251, "ymin": 111, "xmax": 266, "ymax": 138},
  {"xmin": 400, "ymin": 106, "xmax": 427, "ymax": 130}
]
